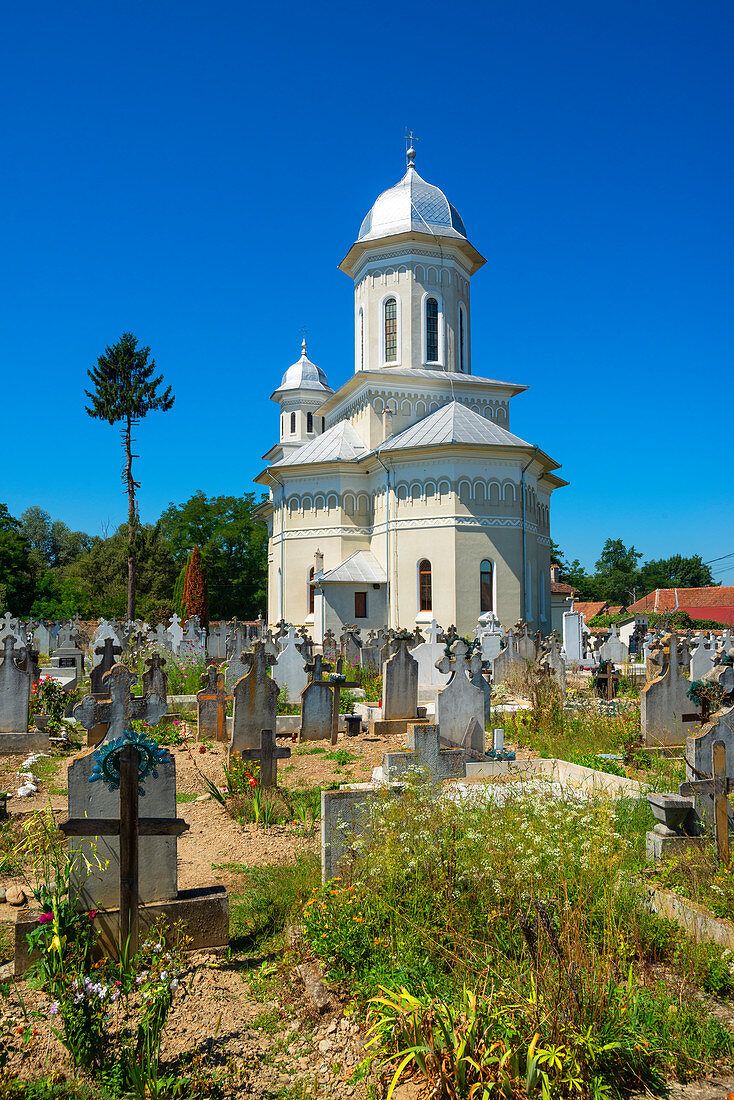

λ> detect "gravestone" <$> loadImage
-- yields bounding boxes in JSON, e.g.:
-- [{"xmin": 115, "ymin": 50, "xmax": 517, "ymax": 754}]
[
  {"xmin": 477, "ymin": 611, "xmax": 503, "ymax": 662},
  {"xmin": 230, "ymin": 642, "xmax": 280, "ymax": 758},
  {"xmin": 91, "ymin": 619, "xmax": 120, "ymax": 651},
  {"xmin": 563, "ymin": 606, "xmax": 583, "ymax": 663},
  {"xmin": 0, "ymin": 636, "xmax": 30, "ymax": 734},
  {"xmin": 359, "ymin": 645, "xmax": 379, "ymax": 671},
  {"xmin": 383, "ymin": 723, "xmax": 466, "ymax": 784},
  {"xmin": 90, "ymin": 638, "xmax": 122, "ymax": 694},
  {"xmin": 322, "ymin": 629, "xmax": 338, "ymax": 663},
  {"xmin": 599, "ymin": 624, "xmax": 628, "ymax": 665},
  {"xmin": 197, "ymin": 665, "xmax": 232, "ymax": 742},
  {"xmin": 381, "ymin": 640, "xmax": 419, "ymax": 721},
  {"xmin": 0, "ymin": 613, "xmax": 23, "ymax": 647},
  {"xmin": 469, "ymin": 650, "xmax": 493, "ymax": 725},
  {"xmin": 168, "ymin": 613, "xmax": 184, "ymax": 653},
  {"xmin": 641, "ymin": 634, "xmax": 699, "ymax": 748},
  {"xmin": 181, "ymin": 616, "xmax": 205, "ymax": 656},
  {"xmin": 492, "ymin": 630, "xmax": 525, "ymax": 684},
  {"xmin": 33, "ymin": 622, "xmax": 53, "ymax": 654},
  {"xmin": 152, "ymin": 622, "xmax": 172, "ymax": 652},
  {"xmin": 341, "ymin": 627, "xmax": 362, "ymax": 666},
  {"xmin": 514, "ymin": 623, "xmax": 536, "ymax": 661},
  {"xmin": 142, "ymin": 652, "xmax": 168, "ymax": 704},
  {"xmin": 225, "ymin": 649, "xmax": 253, "ymax": 692},
  {"xmin": 207, "ymin": 621, "xmax": 228, "ymax": 659},
  {"xmin": 228, "ymin": 622, "xmax": 248, "ymax": 659},
  {"xmin": 690, "ymin": 635, "xmax": 716, "ymax": 682},
  {"xmin": 321, "ymin": 786, "xmax": 401, "ymax": 884},
  {"xmin": 539, "ymin": 633, "xmax": 567, "ymax": 693},
  {"xmin": 436, "ymin": 641, "xmax": 484, "ymax": 752},
  {"xmin": 273, "ymin": 626, "xmax": 308, "ymax": 704},
  {"xmin": 300, "ymin": 679, "xmax": 334, "ymax": 742},
  {"xmin": 411, "ymin": 620, "xmax": 450, "ymax": 687},
  {"xmin": 74, "ymin": 665, "xmax": 167, "ymax": 746}
]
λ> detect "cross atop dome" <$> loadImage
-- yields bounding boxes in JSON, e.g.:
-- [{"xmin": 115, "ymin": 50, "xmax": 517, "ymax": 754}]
[{"xmin": 405, "ymin": 127, "xmax": 418, "ymax": 169}]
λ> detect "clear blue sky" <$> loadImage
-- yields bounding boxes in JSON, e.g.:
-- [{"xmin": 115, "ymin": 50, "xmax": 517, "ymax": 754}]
[{"xmin": 2, "ymin": 0, "xmax": 732, "ymax": 579}]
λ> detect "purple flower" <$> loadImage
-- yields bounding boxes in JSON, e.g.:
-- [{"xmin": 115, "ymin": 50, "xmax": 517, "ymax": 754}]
[
  {"xmin": 38, "ymin": 912, "xmax": 53, "ymax": 925},
  {"xmin": 49, "ymin": 1001, "xmax": 59, "ymax": 1016}
]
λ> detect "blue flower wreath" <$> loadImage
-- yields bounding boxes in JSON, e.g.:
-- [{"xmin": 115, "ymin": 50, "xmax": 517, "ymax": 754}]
[{"xmin": 88, "ymin": 729, "xmax": 168, "ymax": 795}]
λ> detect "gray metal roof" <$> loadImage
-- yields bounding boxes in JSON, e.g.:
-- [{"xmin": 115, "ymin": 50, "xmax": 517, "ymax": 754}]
[
  {"xmin": 379, "ymin": 401, "xmax": 530, "ymax": 452},
  {"xmin": 273, "ymin": 420, "xmax": 368, "ymax": 466},
  {"xmin": 320, "ymin": 551, "xmax": 387, "ymax": 584},
  {"xmin": 274, "ymin": 340, "xmax": 332, "ymax": 395},
  {"xmin": 360, "ymin": 367, "xmax": 525, "ymax": 389},
  {"xmin": 358, "ymin": 165, "xmax": 467, "ymax": 243}
]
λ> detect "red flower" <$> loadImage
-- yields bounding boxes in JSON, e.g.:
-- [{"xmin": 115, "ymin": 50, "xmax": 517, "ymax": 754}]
[
  {"xmin": 38, "ymin": 912, "xmax": 53, "ymax": 925},
  {"xmin": 247, "ymin": 775, "xmax": 257, "ymax": 788},
  {"xmin": 199, "ymin": 745, "xmax": 206, "ymax": 754},
  {"xmin": 88, "ymin": 910, "xmax": 97, "ymax": 921}
]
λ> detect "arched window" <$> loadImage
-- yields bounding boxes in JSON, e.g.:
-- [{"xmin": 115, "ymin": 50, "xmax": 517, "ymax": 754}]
[
  {"xmin": 425, "ymin": 297, "xmax": 439, "ymax": 362},
  {"xmin": 419, "ymin": 559, "xmax": 432, "ymax": 612},
  {"xmin": 307, "ymin": 412, "xmax": 313, "ymax": 433},
  {"xmin": 290, "ymin": 412, "xmax": 296, "ymax": 434},
  {"xmin": 480, "ymin": 560, "xmax": 494, "ymax": 613},
  {"xmin": 308, "ymin": 567, "xmax": 315, "ymax": 615},
  {"xmin": 321, "ymin": 417, "xmax": 325, "ymax": 432},
  {"xmin": 359, "ymin": 307, "xmax": 364, "ymax": 370},
  {"xmin": 384, "ymin": 297, "xmax": 397, "ymax": 362},
  {"xmin": 459, "ymin": 306, "xmax": 466, "ymax": 371}
]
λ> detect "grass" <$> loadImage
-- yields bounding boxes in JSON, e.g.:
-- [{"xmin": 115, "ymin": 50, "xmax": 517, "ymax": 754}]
[
  {"xmin": 0, "ymin": 921, "xmax": 14, "ymax": 961},
  {"xmin": 176, "ymin": 792, "xmax": 198, "ymax": 803},
  {"xmin": 301, "ymin": 777, "xmax": 734, "ymax": 1097},
  {"xmin": 229, "ymin": 853, "xmax": 321, "ymax": 954}
]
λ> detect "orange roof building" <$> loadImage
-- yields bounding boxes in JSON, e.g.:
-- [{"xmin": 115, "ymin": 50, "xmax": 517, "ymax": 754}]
[{"xmin": 626, "ymin": 587, "xmax": 734, "ymax": 625}]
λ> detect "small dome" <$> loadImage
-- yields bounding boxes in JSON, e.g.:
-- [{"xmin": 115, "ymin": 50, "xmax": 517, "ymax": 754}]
[
  {"xmin": 278, "ymin": 339, "xmax": 332, "ymax": 393},
  {"xmin": 358, "ymin": 164, "xmax": 467, "ymax": 243}
]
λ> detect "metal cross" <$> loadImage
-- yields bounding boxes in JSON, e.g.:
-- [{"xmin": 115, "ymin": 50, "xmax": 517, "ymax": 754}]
[{"xmin": 680, "ymin": 740, "xmax": 733, "ymax": 865}]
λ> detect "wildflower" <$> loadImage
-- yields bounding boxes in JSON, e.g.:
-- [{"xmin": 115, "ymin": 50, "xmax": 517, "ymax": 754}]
[
  {"xmin": 88, "ymin": 909, "xmax": 97, "ymax": 921},
  {"xmin": 199, "ymin": 745, "xmax": 206, "ymax": 754},
  {"xmin": 47, "ymin": 933, "xmax": 65, "ymax": 954},
  {"xmin": 170, "ymin": 978, "xmax": 179, "ymax": 991},
  {"xmin": 38, "ymin": 912, "xmax": 53, "ymax": 925},
  {"xmin": 16, "ymin": 1027, "xmax": 24, "ymax": 1036}
]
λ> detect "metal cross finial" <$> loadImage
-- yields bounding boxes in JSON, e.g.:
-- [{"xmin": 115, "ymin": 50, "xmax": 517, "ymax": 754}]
[
  {"xmin": 405, "ymin": 128, "xmax": 418, "ymax": 168},
  {"xmin": 299, "ymin": 327, "xmax": 308, "ymax": 356}
]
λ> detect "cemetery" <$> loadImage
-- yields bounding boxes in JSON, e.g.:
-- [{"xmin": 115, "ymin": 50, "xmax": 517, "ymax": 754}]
[{"xmin": 1, "ymin": 610, "xmax": 734, "ymax": 1099}]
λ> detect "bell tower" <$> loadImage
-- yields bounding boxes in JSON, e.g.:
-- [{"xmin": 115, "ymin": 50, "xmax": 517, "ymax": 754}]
[{"xmin": 270, "ymin": 340, "xmax": 334, "ymax": 458}]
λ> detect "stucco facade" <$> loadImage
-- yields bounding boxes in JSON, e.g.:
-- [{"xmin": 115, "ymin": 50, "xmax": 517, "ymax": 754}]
[{"xmin": 255, "ymin": 151, "xmax": 566, "ymax": 636}]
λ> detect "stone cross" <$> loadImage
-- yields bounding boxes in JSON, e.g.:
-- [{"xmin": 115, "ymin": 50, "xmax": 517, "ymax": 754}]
[
  {"xmin": 90, "ymin": 637, "xmax": 123, "ymax": 694},
  {"xmin": 73, "ymin": 665, "xmax": 167, "ymax": 744},
  {"xmin": 240, "ymin": 728, "xmax": 291, "ymax": 788},
  {"xmin": 680, "ymin": 740, "xmax": 733, "ymax": 865},
  {"xmin": 0, "ymin": 635, "xmax": 30, "ymax": 734},
  {"xmin": 142, "ymin": 652, "xmax": 168, "ymax": 703},
  {"xmin": 230, "ymin": 642, "xmax": 280, "ymax": 757},
  {"xmin": 197, "ymin": 664, "xmax": 232, "ymax": 742},
  {"xmin": 382, "ymin": 723, "xmax": 466, "ymax": 784}
]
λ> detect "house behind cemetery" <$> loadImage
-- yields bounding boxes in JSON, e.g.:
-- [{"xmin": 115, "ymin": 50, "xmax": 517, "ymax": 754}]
[
  {"xmin": 255, "ymin": 146, "xmax": 567, "ymax": 637},
  {"xmin": 627, "ymin": 587, "xmax": 734, "ymax": 625}
]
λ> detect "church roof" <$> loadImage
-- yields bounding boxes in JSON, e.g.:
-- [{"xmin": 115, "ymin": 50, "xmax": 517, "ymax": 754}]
[
  {"xmin": 357, "ymin": 162, "xmax": 467, "ymax": 243},
  {"xmin": 320, "ymin": 551, "xmax": 387, "ymax": 584},
  {"xmin": 273, "ymin": 340, "xmax": 333, "ymax": 396},
  {"xmin": 273, "ymin": 419, "xmax": 368, "ymax": 466},
  {"xmin": 379, "ymin": 400, "xmax": 531, "ymax": 451}
]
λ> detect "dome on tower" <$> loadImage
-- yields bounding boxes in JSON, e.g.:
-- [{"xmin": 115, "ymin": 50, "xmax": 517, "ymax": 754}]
[
  {"xmin": 277, "ymin": 339, "xmax": 332, "ymax": 394},
  {"xmin": 357, "ymin": 160, "xmax": 468, "ymax": 243}
]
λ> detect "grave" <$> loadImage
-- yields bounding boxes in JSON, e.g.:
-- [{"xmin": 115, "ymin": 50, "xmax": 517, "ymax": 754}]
[
  {"xmin": 142, "ymin": 652, "xmax": 169, "ymax": 704},
  {"xmin": 382, "ymin": 722, "xmax": 466, "ymax": 784},
  {"xmin": 225, "ymin": 649, "xmax": 253, "ymax": 692},
  {"xmin": 476, "ymin": 611, "xmax": 502, "ymax": 662},
  {"xmin": 90, "ymin": 638, "xmax": 122, "ymax": 694},
  {"xmin": 74, "ymin": 664, "xmax": 168, "ymax": 749},
  {"xmin": 435, "ymin": 640, "xmax": 485, "ymax": 752},
  {"xmin": 197, "ymin": 664, "xmax": 232, "ymax": 742},
  {"xmin": 641, "ymin": 633, "xmax": 700, "ymax": 748},
  {"xmin": 320, "ymin": 786, "xmax": 401, "ymax": 884},
  {"xmin": 599, "ymin": 624, "xmax": 628, "ymax": 665},
  {"xmin": 273, "ymin": 626, "xmax": 308, "ymax": 704},
  {"xmin": 469, "ymin": 650, "xmax": 493, "ymax": 724},
  {"xmin": 0, "ymin": 635, "xmax": 47, "ymax": 754},
  {"xmin": 492, "ymin": 630, "xmax": 525, "ymax": 684},
  {"xmin": 410, "ymin": 619, "xmax": 450, "ymax": 688},
  {"xmin": 299, "ymin": 679, "xmax": 335, "ymax": 742},
  {"xmin": 240, "ymin": 728, "xmax": 291, "ymax": 787},
  {"xmin": 373, "ymin": 639, "xmax": 419, "ymax": 736},
  {"xmin": 230, "ymin": 642, "xmax": 280, "ymax": 757}
]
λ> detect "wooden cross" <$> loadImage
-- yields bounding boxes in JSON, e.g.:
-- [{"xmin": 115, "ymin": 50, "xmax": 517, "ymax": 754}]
[
  {"xmin": 74, "ymin": 664, "xmax": 167, "ymax": 743},
  {"xmin": 595, "ymin": 662, "xmax": 618, "ymax": 701},
  {"xmin": 240, "ymin": 728, "xmax": 291, "ymax": 788},
  {"xmin": 197, "ymin": 664, "xmax": 233, "ymax": 742},
  {"xmin": 680, "ymin": 740, "xmax": 733, "ymax": 865},
  {"xmin": 59, "ymin": 744, "xmax": 189, "ymax": 953}
]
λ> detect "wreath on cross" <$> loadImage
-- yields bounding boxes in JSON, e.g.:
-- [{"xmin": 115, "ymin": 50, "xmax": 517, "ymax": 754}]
[{"xmin": 88, "ymin": 729, "xmax": 168, "ymax": 795}]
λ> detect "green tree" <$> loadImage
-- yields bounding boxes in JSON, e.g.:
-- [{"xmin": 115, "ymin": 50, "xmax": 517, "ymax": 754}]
[
  {"xmin": 67, "ymin": 522, "xmax": 178, "ymax": 620},
  {"xmin": 0, "ymin": 504, "xmax": 39, "ymax": 614},
  {"xmin": 85, "ymin": 333, "xmax": 175, "ymax": 620},
  {"xmin": 639, "ymin": 554, "xmax": 716, "ymax": 595},
  {"xmin": 160, "ymin": 490, "xmax": 267, "ymax": 619},
  {"xmin": 593, "ymin": 538, "xmax": 642, "ymax": 605}
]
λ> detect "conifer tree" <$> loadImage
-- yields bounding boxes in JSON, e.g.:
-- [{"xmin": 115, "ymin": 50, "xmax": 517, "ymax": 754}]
[
  {"xmin": 86, "ymin": 333, "xmax": 175, "ymax": 620},
  {"xmin": 182, "ymin": 545, "xmax": 208, "ymax": 624}
]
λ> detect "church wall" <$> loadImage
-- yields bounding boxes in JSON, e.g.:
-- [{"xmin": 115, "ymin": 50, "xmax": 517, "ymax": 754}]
[
  {"xmin": 453, "ymin": 527, "xmax": 523, "ymax": 633},
  {"xmin": 322, "ymin": 584, "xmax": 387, "ymax": 636}
]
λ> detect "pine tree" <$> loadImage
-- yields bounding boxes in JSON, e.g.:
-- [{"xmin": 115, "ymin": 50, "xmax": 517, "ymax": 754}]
[
  {"xmin": 182, "ymin": 545, "xmax": 208, "ymax": 624},
  {"xmin": 85, "ymin": 333, "xmax": 175, "ymax": 620}
]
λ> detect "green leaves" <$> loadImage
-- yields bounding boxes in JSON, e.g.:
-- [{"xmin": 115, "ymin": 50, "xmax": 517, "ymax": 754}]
[{"xmin": 85, "ymin": 332, "xmax": 175, "ymax": 425}]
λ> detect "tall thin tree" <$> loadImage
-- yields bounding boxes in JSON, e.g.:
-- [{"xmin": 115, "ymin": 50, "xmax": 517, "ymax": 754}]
[{"xmin": 86, "ymin": 333, "xmax": 175, "ymax": 620}]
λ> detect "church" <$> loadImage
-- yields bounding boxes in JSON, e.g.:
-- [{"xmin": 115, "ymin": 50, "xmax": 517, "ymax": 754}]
[{"xmin": 255, "ymin": 145, "xmax": 566, "ymax": 639}]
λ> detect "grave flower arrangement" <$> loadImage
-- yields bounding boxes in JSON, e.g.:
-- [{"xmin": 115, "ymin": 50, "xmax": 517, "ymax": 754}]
[{"xmin": 29, "ymin": 675, "xmax": 80, "ymax": 733}]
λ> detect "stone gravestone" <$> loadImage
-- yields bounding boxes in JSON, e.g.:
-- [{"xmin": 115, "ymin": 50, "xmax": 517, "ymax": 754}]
[
  {"xmin": 514, "ymin": 623, "xmax": 536, "ymax": 661},
  {"xmin": 322, "ymin": 630, "xmax": 338, "ymax": 664},
  {"xmin": 539, "ymin": 633, "xmax": 567, "ymax": 693},
  {"xmin": 230, "ymin": 642, "xmax": 280, "ymax": 758},
  {"xmin": 299, "ymin": 679, "xmax": 334, "ymax": 742},
  {"xmin": 181, "ymin": 616, "xmax": 205, "ymax": 657},
  {"xmin": 207, "ymin": 621, "xmax": 228, "ymax": 659},
  {"xmin": 477, "ymin": 611, "xmax": 503, "ymax": 663},
  {"xmin": 225, "ymin": 649, "xmax": 253, "ymax": 693},
  {"xmin": 0, "ymin": 636, "xmax": 31, "ymax": 734},
  {"xmin": 682, "ymin": 660, "xmax": 734, "ymax": 831},
  {"xmin": 436, "ymin": 640, "xmax": 485, "ymax": 753},
  {"xmin": 690, "ymin": 635, "xmax": 716, "ymax": 682},
  {"xmin": 142, "ymin": 652, "xmax": 168, "ymax": 704},
  {"xmin": 273, "ymin": 626, "xmax": 308, "ymax": 705},
  {"xmin": 91, "ymin": 619, "xmax": 120, "ymax": 651},
  {"xmin": 74, "ymin": 665, "xmax": 167, "ymax": 749},
  {"xmin": 90, "ymin": 638, "xmax": 122, "ymax": 694},
  {"xmin": 0, "ymin": 614, "xmax": 23, "ymax": 647},
  {"xmin": 469, "ymin": 650, "xmax": 493, "ymax": 725},
  {"xmin": 152, "ymin": 622, "xmax": 172, "ymax": 652},
  {"xmin": 563, "ymin": 606, "xmax": 583, "ymax": 664},
  {"xmin": 383, "ymin": 723, "xmax": 466, "ymax": 784},
  {"xmin": 599, "ymin": 624, "xmax": 628, "ymax": 665},
  {"xmin": 341, "ymin": 627, "xmax": 362, "ymax": 667},
  {"xmin": 411, "ymin": 620, "xmax": 450, "ymax": 688},
  {"xmin": 197, "ymin": 664, "xmax": 232, "ymax": 742},
  {"xmin": 33, "ymin": 622, "xmax": 53, "ymax": 655},
  {"xmin": 492, "ymin": 630, "xmax": 525, "ymax": 685},
  {"xmin": 167, "ymin": 613, "xmax": 183, "ymax": 653},
  {"xmin": 381, "ymin": 640, "xmax": 419, "ymax": 722},
  {"xmin": 641, "ymin": 634, "xmax": 699, "ymax": 748}
]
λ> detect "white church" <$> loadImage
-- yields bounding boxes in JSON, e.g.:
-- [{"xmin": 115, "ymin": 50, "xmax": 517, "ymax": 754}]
[{"xmin": 255, "ymin": 146, "xmax": 566, "ymax": 639}]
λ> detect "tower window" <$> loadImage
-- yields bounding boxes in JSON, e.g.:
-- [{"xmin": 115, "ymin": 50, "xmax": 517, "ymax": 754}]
[
  {"xmin": 307, "ymin": 412, "xmax": 313, "ymax": 433},
  {"xmin": 459, "ymin": 306, "xmax": 466, "ymax": 371},
  {"xmin": 426, "ymin": 297, "xmax": 439, "ymax": 362},
  {"xmin": 290, "ymin": 412, "xmax": 296, "ymax": 434},
  {"xmin": 308, "ymin": 567, "xmax": 315, "ymax": 615},
  {"xmin": 418, "ymin": 559, "xmax": 432, "ymax": 612},
  {"xmin": 384, "ymin": 297, "xmax": 397, "ymax": 362},
  {"xmin": 359, "ymin": 307, "xmax": 364, "ymax": 370},
  {"xmin": 480, "ymin": 560, "xmax": 493, "ymax": 613}
]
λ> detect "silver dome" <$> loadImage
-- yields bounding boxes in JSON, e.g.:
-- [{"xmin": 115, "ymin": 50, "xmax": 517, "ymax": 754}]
[
  {"xmin": 278, "ymin": 340, "xmax": 332, "ymax": 393},
  {"xmin": 358, "ymin": 164, "xmax": 467, "ymax": 243}
]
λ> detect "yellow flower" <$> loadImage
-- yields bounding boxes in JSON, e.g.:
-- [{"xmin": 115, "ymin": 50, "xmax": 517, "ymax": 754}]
[{"xmin": 47, "ymin": 934, "xmax": 65, "ymax": 954}]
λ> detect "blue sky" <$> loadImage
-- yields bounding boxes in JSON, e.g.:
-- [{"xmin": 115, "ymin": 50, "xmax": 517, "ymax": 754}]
[{"xmin": 2, "ymin": 0, "xmax": 732, "ymax": 579}]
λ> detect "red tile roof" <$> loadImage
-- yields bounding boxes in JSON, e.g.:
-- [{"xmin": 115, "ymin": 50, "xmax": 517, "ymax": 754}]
[
  {"xmin": 551, "ymin": 581, "xmax": 579, "ymax": 596},
  {"xmin": 627, "ymin": 587, "xmax": 734, "ymax": 614},
  {"xmin": 575, "ymin": 601, "xmax": 608, "ymax": 622}
]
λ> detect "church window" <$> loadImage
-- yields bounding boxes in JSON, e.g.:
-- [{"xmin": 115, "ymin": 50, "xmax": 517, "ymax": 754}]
[
  {"xmin": 359, "ymin": 307, "xmax": 364, "ymax": 370},
  {"xmin": 426, "ymin": 298, "xmax": 439, "ymax": 362},
  {"xmin": 418, "ymin": 559, "xmax": 432, "ymax": 612},
  {"xmin": 290, "ymin": 412, "xmax": 296, "ymax": 434},
  {"xmin": 459, "ymin": 306, "xmax": 466, "ymax": 371},
  {"xmin": 480, "ymin": 560, "xmax": 494, "ymax": 613},
  {"xmin": 307, "ymin": 412, "xmax": 313, "ymax": 433},
  {"xmin": 354, "ymin": 591, "xmax": 367, "ymax": 618},
  {"xmin": 321, "ymin": 417, "xmax": 325, "ymax": 432},
  {"xmin": 308, "ymin": 567, "xmax": 316, "ymax": 615},
  {"xmin": 384, "ymin": 298, "xmax": 397, "ymax": 362}
]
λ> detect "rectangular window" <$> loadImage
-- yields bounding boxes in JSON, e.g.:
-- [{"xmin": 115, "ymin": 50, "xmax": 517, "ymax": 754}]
[{"xmin": 354, "ymin": 591, "xmax": 367, "ymax": 618}]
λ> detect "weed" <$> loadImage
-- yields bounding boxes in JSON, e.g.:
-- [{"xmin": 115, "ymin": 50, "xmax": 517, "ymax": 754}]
[{"xmin": 230, "ymin": 854, "xmax": 321, "ymax": 953}]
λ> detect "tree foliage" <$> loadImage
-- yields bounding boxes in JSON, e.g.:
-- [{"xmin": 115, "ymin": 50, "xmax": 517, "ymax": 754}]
[
  {"xmin": 182, "ymin": 546, "xmax": 208, "ymax": 624},
  {"xmin": 0, "ymin": 504, "xmax": 37, "ymax": 613}
]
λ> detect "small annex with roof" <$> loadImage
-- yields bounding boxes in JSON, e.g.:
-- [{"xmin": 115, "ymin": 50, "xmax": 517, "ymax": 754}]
[{"xmin": 255, "ymin": 143, "xmax": 567, "ymax": 638}]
